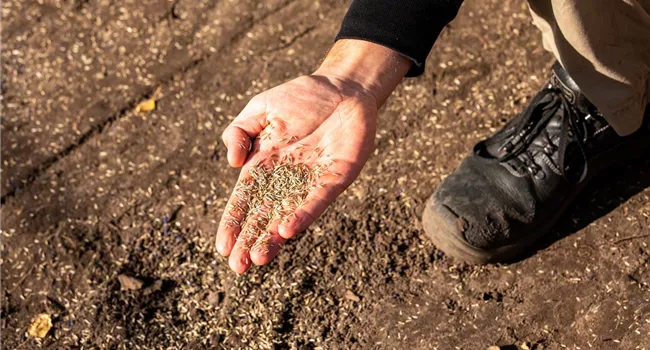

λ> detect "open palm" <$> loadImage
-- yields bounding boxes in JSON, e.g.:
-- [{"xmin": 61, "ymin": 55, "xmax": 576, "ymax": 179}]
[{"xmin": 216, "ymin": 74, "xmax": 378, "ymax": 273}]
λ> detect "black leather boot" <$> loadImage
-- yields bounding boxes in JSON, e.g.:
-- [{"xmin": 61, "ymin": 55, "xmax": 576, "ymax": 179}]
[{"xmin": 422, "ymin": 62, "xmax": 650, "ymax": 263}]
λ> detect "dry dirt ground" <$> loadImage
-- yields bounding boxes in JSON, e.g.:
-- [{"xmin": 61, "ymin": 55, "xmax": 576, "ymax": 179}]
[{"xmin": 2, "ymin": 0, "xmax": 650, "ymax": 349}]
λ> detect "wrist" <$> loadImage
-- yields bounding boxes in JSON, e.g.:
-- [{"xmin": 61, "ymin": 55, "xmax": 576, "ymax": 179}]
[{"xmin": 313, "ymin": 39, "xmax": 411, "ymax": 107}]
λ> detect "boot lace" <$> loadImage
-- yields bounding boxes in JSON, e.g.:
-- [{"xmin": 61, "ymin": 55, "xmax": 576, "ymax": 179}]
[{"xmin": 495, "ymin": 87, "xmax": 592, "ymax": 181}]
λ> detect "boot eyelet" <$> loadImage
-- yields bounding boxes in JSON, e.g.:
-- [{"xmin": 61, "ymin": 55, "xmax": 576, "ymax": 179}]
[
  {"xmin": 544, "ymin": 145, "xmax": 555, "ymax": 154},
  {"xmin": 527, "ymin": 164, "xmax": 545, "ymax": 179},
  {"xmin": 500, "ymin": 142, "xmax": 514, "ymax": 154}
]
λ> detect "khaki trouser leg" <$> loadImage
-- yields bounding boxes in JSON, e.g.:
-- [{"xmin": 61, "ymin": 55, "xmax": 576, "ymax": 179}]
[{"xmin": 528, "ymin": 0, "xmax": 650, "ymax": 136}]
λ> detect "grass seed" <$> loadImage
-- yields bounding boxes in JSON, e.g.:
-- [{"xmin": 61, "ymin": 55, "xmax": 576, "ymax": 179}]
[{"xmin": 229, "ymin": 159, "xmax": 328, "ymax": 251}]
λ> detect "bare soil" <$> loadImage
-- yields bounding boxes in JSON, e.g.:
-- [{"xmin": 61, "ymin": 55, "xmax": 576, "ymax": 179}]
[{"xmin": 2, "ymin": 0, "xmax": 649, "ymax": 349}]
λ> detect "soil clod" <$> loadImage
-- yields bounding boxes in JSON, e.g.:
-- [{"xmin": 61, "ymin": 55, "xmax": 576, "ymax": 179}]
[
  {"xmin": 117, "ymin": 274, "xmax": 145, "ymax": 291},
  {"xmin": 344, "ymin": 290, "xmax": 361, "ymax": 303}
]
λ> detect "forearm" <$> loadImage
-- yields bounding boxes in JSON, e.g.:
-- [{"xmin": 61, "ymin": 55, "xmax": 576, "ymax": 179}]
[
  {"xmin": 336, "ymin": 0, "xmax": 465, "ymax": 77},
  {"xmin": 313, "ymin": 39, "xmax": 412, "ymax": 108}
]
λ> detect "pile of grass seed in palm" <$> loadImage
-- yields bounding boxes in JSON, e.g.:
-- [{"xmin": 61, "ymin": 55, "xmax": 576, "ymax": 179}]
[{"xmin": 224, "ymin": 158, "xmax": 329, "ymax": 252}]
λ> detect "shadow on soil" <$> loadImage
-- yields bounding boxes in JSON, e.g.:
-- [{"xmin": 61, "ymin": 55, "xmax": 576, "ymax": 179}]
[{"xmin": 525, "ymin": 154, "xmax": 650, "ymax": 259}]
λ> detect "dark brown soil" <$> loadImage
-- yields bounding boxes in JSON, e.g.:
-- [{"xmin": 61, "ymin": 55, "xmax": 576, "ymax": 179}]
[{"xmin": 2, "ymin": 0, "xmax": 649, "ymax": 349}]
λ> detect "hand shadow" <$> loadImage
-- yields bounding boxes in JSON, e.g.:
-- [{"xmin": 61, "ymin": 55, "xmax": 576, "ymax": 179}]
[{"xmin": 519, "ymin": 153, "xmax": 650, "ymax": 260}]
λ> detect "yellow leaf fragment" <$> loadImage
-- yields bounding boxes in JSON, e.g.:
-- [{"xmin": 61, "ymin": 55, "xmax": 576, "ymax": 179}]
[
  {"xmin": 27, "ymin": 313, "xmax": 52, "ymax": 338},
  {"xmin": 135, "ymin": 99, "xmax": 156, "ymax": 113}
]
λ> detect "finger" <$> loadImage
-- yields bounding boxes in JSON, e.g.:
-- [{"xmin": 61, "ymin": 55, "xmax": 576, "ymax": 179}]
[
  {"xmin": 277, "ymin": 180, "xmax": 347, "ymax": 240},
  {"xmin": 227, "ymin": 226, "xmax": 255, "ymax": 274},
  {"xmin": 249, "ymin": 221, "xmax": 286, "ymax": 266},
  {"xmin": 228, "ymin": 239, "xmax": 252, "ymax": 274},
  {"xmin": 228, "ymin": 202, "xmax": 272, "ymax": 273},
  {"xmin": 215, "ymin": 194, "xmax": 245, "ymax": 257},
  {"xmin": 222, "ymin": 96, "xmax": 268, "ymax": 167},
  {"xmin": 216, "ymin": 173, "xmax": 253, "ymax": 257},
  {"xmin": 222, "ymin": 127, "xmax": 253, "ymax": 167}
]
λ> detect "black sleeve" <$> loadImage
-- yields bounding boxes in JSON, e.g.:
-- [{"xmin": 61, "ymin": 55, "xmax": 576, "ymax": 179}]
[{"xmin": 336, "ymin": 0, "xmax": 464, "ymax": 77}]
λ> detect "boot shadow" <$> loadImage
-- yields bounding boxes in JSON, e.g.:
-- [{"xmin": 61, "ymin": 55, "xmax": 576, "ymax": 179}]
[{"xmin": 514, "ymin": 154, "xmax": 650, "ymax": 262}]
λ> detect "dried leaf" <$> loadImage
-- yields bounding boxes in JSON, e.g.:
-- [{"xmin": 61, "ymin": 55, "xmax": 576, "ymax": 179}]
[
  {"xmin": 135, "ymin": 99, "xmax": 156, "ymax": 113},
  {"xmin": 27, "ymin": 314, "xmax": 52, "ymax": 339}
]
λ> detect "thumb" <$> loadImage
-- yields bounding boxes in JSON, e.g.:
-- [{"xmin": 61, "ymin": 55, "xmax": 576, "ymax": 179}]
[{"xmin": 222, "ymin": 95, "xmax": 268, "ymax": 167}]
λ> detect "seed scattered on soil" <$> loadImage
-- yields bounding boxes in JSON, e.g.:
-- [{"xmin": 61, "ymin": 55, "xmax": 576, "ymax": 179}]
[{"xmin": 227, "ymin": 157, "xmax": 329, "ymax": 253}]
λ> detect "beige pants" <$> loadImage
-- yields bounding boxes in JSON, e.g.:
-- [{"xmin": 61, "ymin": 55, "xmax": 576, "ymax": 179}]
[{"xmin": 528, "ymin": 0, "xmax": 650, "ymax": 136}]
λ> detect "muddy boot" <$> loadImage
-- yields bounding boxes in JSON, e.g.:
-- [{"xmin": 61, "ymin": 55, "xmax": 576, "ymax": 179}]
[{"xmin": 422, "ymin": 62, "xmax": 650, "ymax": 264}]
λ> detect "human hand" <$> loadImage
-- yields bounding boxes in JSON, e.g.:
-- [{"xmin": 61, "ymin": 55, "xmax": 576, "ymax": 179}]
[{"xmin": 216, "ymin": 40, "xmax": 411, "ymax": 273}]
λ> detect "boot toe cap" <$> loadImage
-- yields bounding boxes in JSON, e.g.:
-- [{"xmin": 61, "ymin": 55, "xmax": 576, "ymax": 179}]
[
  {"xmin": 422, "ymin": 195, "xmax": 506, "ymax": 264},
  {"xmin": 422, "ymin": 156, "xmax": 534, "ymax": 263}
]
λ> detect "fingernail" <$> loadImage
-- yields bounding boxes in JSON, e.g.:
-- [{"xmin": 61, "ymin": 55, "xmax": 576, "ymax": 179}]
[
  {"xmin": 216, "ymin": 242, "xmax": 229, "ymax": 256},
  {"xmin": 279, "ymin": 216, "xmax": 300, "ymax": 238},
  {"xmin": 278, "ymin": 224, "xmax": 288, "ymax": 236},
  {"xmin": 229, "ymin": 256, "xmax": 247, "ymax": 274}
]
